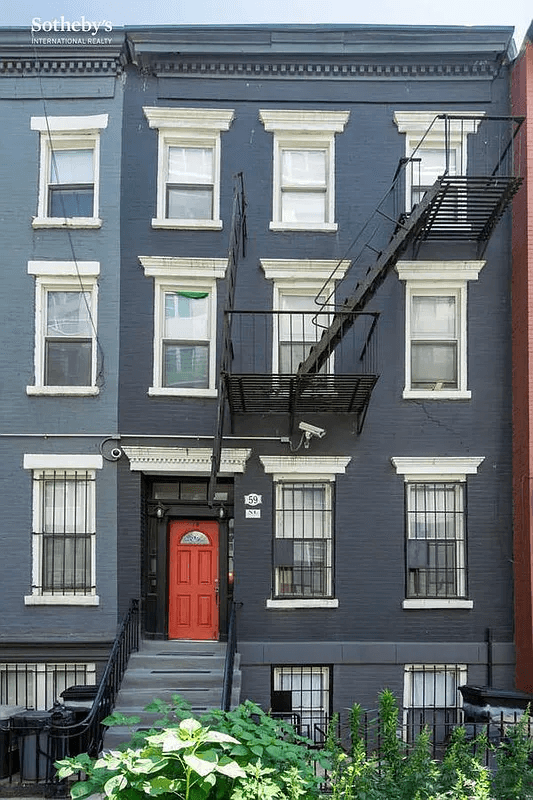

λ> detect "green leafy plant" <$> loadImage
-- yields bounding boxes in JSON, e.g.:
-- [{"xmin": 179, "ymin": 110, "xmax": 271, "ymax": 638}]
[
  {"xmin": 492, "ymin": 709, "xmax": 533, "ymax": 800},
  {"xmin": 56, "ymin": 716, "xmax": 245, "ymax": 800}
]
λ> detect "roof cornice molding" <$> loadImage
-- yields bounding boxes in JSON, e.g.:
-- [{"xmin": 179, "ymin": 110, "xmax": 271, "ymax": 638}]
[{"xmin": 143, "ymin": 57, "xmax": 499, "ymax": 81}]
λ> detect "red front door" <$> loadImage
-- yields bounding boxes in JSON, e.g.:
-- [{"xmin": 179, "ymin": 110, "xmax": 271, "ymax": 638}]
[{"xmin": 168, "ymin": 520, "xmax": 219, "ymax": 640}]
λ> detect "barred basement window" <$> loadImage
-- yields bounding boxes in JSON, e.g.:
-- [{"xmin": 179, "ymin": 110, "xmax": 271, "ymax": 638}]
[
  {"xmin": 33, "ymin": 470, "xmax": 96, "ymax": 596},
  {"xmin": 272, "ymin": 666, "xmax": 331, "ymax": 744},
  {"xmin": 0, "ymin": 662, "xmax": 96, "ymax": 710},
  {"xmin": 406, "ymin": 482, "xmax": 466, "ymax": 599},
  {"xmin": 403, "ymin": 664, "xmax": 466, "ymax": 747},
  {"xmin": 274, "ymin": 482, "xmax": 333, "ymax": 598}
]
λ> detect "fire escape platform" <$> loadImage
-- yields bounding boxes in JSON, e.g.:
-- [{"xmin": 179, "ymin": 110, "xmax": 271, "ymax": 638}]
[
  {"xmin": 224, "ymin": 373, "xmax": 379, "ymax": 415},
  {"xmin": 416, "ymin": 175, "xmax": 523, "ymax": 242}
]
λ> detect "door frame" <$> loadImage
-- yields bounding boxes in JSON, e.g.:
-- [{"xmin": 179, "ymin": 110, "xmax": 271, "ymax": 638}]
[{"xmin": 142, "ymin": 495, "xmax": 231, "ymax": 641}]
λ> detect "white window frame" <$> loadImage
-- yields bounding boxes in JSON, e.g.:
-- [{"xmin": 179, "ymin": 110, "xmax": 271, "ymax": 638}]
[
  {"xmin": 393, "ymin": 111, "xmax": 483, "ymax": 213},
  {"xmin": 392, "ymin": 456, "xmax": 484, "ymax": 609},
  {"xmin": 140, "ymin": 257, "xmax": 227, "ymax": 397},
  {"xmin": 143, "ymin": 107, "xmax": 234, "ymax": 230},
  {"xmin": 0, "ymin": 662, "xmax": 96, "ymax": 709},
  {"xmin": 23, "ymin": 454, "xmax": 102, "ymax": 606},
  {"xmin": 31, "ymin": 115, "xmax": 107, "ymax": 228},
  {"xmin": 396, "ymin": 261, "xmax": 485, "ymax": 400},
  {"xmin": 261, "ymin": 259, "xmax": 351, "ymax": 373},
  {"xmin": 27, "ymin": 261, "xmax": 100, "ymax": 397},
  {"xmin": 259, "ymin": 110, "xmax": 350, "ymax": 232},
  {"xmin": 403, "ymin": 663, "xmax": 467, "ymax": 743},
  {"xmin": 260, "ymin": 455, "xmax": 350, "ymax": 609}
]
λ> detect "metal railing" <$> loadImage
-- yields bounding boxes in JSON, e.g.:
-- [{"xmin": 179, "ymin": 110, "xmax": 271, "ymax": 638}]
[
  {"xmin": 2, "ymin": 598, "xmax": 139, "ymax": 792},
  {"xmin": 221, "ymin": 601, "xmax": 241, "ymax": 712}
]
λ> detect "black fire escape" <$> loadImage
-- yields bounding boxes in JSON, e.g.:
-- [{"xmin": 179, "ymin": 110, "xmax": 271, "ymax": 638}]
[{"xmin": 210, "ymin": 114, "xmax": 523, "ymax": 489}]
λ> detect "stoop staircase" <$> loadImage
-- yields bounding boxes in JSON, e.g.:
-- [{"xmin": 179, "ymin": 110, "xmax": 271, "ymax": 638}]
[{"xmin": 103, "ymin": 639, "xmax": 241, "ymax": 749}]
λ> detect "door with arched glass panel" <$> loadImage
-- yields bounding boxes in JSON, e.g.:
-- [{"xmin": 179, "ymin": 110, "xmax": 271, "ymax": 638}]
[{"xmin": 168, "ymin": 520, "xmax": 219, "ymax": 639}]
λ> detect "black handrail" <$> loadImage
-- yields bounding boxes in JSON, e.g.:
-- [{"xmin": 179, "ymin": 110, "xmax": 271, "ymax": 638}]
[
  {"xmin": 221, "ymin": 601, "xmax": 241, "ymax": 712},
  {"xmin": 30, "ymin": 599, "xmax": 141, "ymax": 790}
]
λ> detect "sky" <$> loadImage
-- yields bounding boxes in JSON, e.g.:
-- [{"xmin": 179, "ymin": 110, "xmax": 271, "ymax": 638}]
[{"xmin": 1, "ymin": 0, "xmax": 531, "ymax": 52}]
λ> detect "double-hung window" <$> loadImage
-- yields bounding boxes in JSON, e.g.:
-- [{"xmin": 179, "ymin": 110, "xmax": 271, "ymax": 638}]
[
  {"xmin": 259, "ymin": 110, "xmax": 350, "ymax": 232},
  {"xmin": 272, "ymin": 665, "xmax": 331, "ymax": 744},
  {"xmin": 143, "ymin": 107, "xmax": 234, "ymax": 229},
  {"xmin": 24, "ymin": 454, "xmax": 102, "ymax": 606},
  {"xmin": 404, "ymin": 664, "xmax": 466, "ymax": 748},
  {"xmin": 396, "ymin": 261, "xmax": 484, "ymax": 400},
  {"xmin": 31, "ymin": 115, "xmax": 107, "ymax": 227},
  {"xmin": 27, "ymin": 261, "xmax": 99, "ymax": 396},
  {"xmin": 406, "ymin": 482, "xmax": 466, "ymax": 599},
  {"xmin": 260, "ymin": 455, "xmax": 350, "ymax": 609},
  {"xmin": 261, "ymin": 259, "xmax": 351, "ymax": 375},
  {"xmin": 393, "ymin": 111, "xmax": 482, "ymax": 213},
  {"xmin": 392, "ymin": 456, "xmax": 484, "ymax": 609},
  {"xmin": 140, "ymin": 257, "xmax": 227, "ymax": 397},
  {"xmin": 274, "ymin": 481, "xmax": 333, "ymax": 598}
]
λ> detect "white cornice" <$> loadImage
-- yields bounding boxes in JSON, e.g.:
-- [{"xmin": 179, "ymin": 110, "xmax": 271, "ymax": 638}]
[
  {"xmin": 396, "ymin": 261, "xmax": 485, "ymax": 282},
  {"xmin": 393, "ymin": 111, "xmax": 483, "ymax": 136},
  {"xmin": 259, "ymin": 109, "xmax": 350, "ymax": 133},
  {"xmin": 260, "ymin": 455, "xmax": 351, "ymax": 479},
  {"xmin": 139, "ymin": 257, "xmax": 227, "ymax": 280},
  {"xmin": 143, "ymin": 107, "xmax": 234, "ymax": 131},
  {"xmin": 260, "ymin": 259, "xmax": 351, "ymax": 284},
  {"xmin": 391, "ymin": 456, "xmax": 484, "ymax": 481},
  {"xmin": 123, "ymin": 447, "xmax": 251, "ymax": 475}
]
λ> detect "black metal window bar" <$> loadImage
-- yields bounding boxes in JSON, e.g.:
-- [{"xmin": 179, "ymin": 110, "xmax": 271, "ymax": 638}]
[
  {"xmin": 406, "ymin": 482, "xmax": 466, "ymax": 599},
  {"xmin": 404, "ymin": 664, "xmax": 465, "ymax": 750},
  {"xmin": 274, "ymin": 482, "xmax": 333, "ymax": 599},
  {"xmin": 271, "ymin": 666, "xmax": 331, "ymax": 745},
  {"xmin": 0, "ymin": 662, "xmax": 96, "ymax": 710},
  {"xmin": 34, "ymin": 469, "xmax": 96, "ymax": 595}
]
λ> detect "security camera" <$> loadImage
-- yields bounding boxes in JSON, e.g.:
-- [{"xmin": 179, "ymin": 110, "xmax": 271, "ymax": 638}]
[{"xmin": 298, "ymin": 421, "xmax": 326, "ymax": 441}]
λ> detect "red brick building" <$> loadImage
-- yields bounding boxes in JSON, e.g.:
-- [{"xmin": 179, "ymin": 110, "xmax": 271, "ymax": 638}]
[{"xmin": 512, "ymin": 22, "xmax": 533, "ymax": 691}]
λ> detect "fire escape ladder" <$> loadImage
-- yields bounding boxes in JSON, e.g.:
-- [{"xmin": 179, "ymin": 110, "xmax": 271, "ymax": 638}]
[
  {"xmin": 296, "ymin": 180, "xmax": 444, "ymax": 377},
  {"xmin": 208, "ymin": 174, "xmax": 247, "ymax": 506}
]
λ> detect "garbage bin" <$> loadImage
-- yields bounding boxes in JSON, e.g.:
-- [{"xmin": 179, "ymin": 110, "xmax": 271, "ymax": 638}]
[
  {"xmin": 12, "ymin": 706, "xmax": 76, "ymax": 781},
  {"xmin": 0, "ymin": 705, "xmax": 25, "ymax": 778}
]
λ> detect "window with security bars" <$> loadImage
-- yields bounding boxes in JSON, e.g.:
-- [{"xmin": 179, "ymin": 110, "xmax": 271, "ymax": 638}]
[
  {"xmin": 273, "ymin": 482, "xmax": 332, "ymax": 598},
  {"xmin": 0, "ymin": 662, "xmax": 96, "ymax": 710},
  {"xmin": 404, "ymin": 664, "xmax": 465, "ymax": 747},
  {"xmin": 271, "ymin": 666, "xmax": 331, "ymax": 744},
  {"xmin": 33, "ymin": 470, "xmax": 96, "ymax": 595},
  {"xmin": 406, "ymin": 482, "xmax": 466, "ymax": 599}
]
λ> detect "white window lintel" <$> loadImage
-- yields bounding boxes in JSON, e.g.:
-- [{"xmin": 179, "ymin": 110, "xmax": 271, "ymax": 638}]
[
  {"xmin": 143, "ymin": 107, "xmax": 234, "ymax": 132},
  {"xmin": 259, "ymin": 109, "xmax": 350, "ymax": 133},
  {"xmin": 261, "ymin": 259, "xmax": 351, "ymax": 288},
  {"xmin": 24, "ymin": 454, "xmax": 103, "ymax": 470},
  {"xmin": 391, "ymin": 456, "xmax": 484, "ymax": 481},
  {"xmin": 28, "ymin": 260, "xmax": 100, "ymax": 277},
  {"xmin": 396, "ymin": 261, "xmax": 485, "ymax": 283},
  {"xmin": 31, "ymin": 114, "xmax": 108, "ymax": 132},
  {"xmin": 260, "ymin": 455, "xmax": 351, "ymax": 480},
  {"xmin": 139, "ymin": 256, "xmax": 227, "ymax": 282}
]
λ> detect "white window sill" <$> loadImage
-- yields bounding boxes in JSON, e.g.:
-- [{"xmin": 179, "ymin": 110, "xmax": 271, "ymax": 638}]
[
  {"xmin": 27, "ymin": 386, "xmax": 100, "ymax": 396},
  {"xmin": 402, "ymin": 599, "xmax": 473, "ymax": 610},
  {"xmin": 24, "ymin": 595, "xmax": 100, "ymax": 606},
  {"xmin": 269, "ymin": 221, "xmax": 338, "ymax": 233},
  {"xmin": 148, "ymin": 387, "xmax": 218, "ymax": 398},
  {"xmin": 32, "ymin": 217, "xmax": 102, "ymax": 229},
  {"xmin": 267, "ymin": 598, "xmax": 339, "ymax": 609},
  {"xmin": 403, "ymin": 389, "xmax": 472, "ymax": 401},
  {"xmin": 151, "ymin": 218, "xmax": 223, "ymax": 230}
]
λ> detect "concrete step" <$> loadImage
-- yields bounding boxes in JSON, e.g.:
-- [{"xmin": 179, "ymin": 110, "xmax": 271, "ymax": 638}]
[{"xmin": 103, "ymin": 639, "xmax": 242, "ymax": 750}]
